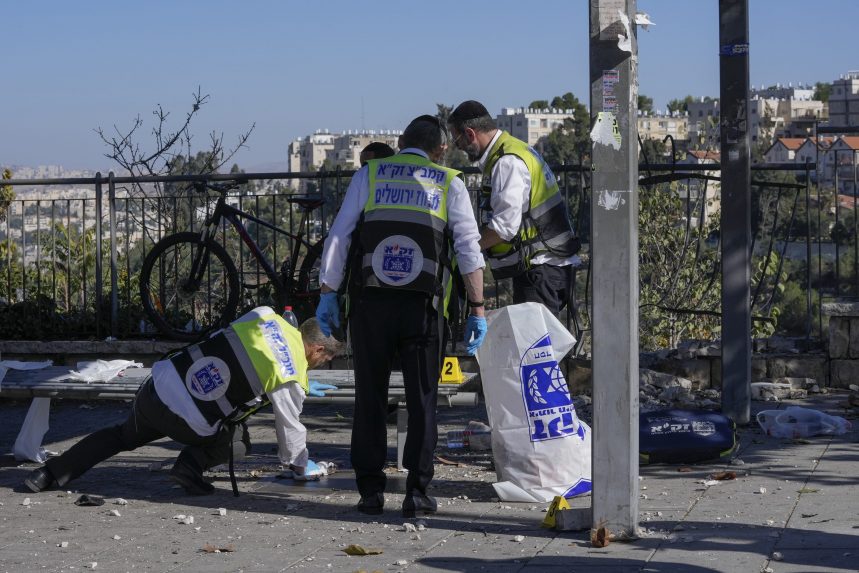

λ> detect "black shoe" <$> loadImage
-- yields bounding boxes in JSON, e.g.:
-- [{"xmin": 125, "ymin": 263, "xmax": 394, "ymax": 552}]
[
  {"xmin": 24, "ymin": 467, "xmax": 56, "ymax": 493},
  {"xmin": 169, "ymin": 462, "xmax": 215, "ymax": 496},
  {"xmin": 356, "ymin": 492, "xmax": 385, "ymax": 515},
  {"xmin": 402, "ymin": 492, "xmax": 437, "ymax": 518}
]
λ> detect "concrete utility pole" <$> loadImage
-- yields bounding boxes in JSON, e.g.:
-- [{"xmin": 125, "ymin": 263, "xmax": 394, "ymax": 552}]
[
  {"xmin": 589, "ymin": 0, "xmax": 640, "ymax": 538},
  {"xmin": 718, "ymin": 0, "xmax": 752, "ymax": 425}
]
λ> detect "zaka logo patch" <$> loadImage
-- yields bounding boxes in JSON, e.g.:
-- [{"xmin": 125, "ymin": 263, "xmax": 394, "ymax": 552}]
[
  {"xmin": 520, "ymin": 333, "xmax": 585, "ymax": 442},
  {"xmin": 185, "ymin": 356, "xmax": 231, "ymax": 401},
  {"xmin": 371, "ymin": 234, "xmax": 423, "ymax": 286}
]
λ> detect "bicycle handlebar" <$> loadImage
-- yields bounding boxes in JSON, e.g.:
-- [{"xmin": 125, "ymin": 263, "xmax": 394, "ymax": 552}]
[{"xmin": 190, "ymin": 179, "xmax": 249, "ymax": 195}]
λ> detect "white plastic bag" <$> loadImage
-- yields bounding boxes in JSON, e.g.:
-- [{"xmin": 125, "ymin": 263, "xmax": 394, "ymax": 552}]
[
  {"xmin": 477, "ymin": 302, "xmax": 592, "ymax": 502},
  {"xmin": 756, "ymin": 406, "xmax": 852, "ymax": 439},
  {"xmin": 67, "ymin": 359, "xmax": 143, "ymax": 383},
  {"xmin": 13, "ymin": 397, "xmax": 52, "ymax": 462}
]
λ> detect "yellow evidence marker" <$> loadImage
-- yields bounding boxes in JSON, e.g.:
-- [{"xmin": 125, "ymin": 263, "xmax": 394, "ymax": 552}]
[
  {"xmin": 542, "ymin": 495, "xmax": 571, "ymax": 528},
  {"xmin": 439, "ymin": 356, "xmax": 464, "ymax": 384}
]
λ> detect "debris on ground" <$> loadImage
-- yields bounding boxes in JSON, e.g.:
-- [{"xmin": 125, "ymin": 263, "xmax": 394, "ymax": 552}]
[
  {"xmin": 343, "ymin": 544, "xmax": 384, "ymax": 556},
  {"xmin": 591, "ymin": 525, "xmax": 611, "ymax": 548},
  {"xmin": 201, "ymin": 543, "xmax": 236, "ymax": 553},
  {"xmin": 74, "ymin": 494, "xmax": 104, "ymax": 506},
  {"xmin": 709, "ymin": 471, "xmax": 737, "ymax": 481}
]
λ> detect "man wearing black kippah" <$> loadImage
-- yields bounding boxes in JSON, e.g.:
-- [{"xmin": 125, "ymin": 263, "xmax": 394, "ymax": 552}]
[{"xmin": 448, "ymin": 100, "xmax": 580, "ymax": 314}]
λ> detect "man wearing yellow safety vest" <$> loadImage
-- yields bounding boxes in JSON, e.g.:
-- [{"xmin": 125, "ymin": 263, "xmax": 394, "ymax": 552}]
[
  {"xmin": 316, "ymin": 115, "xmax": 487, "ymax": 517},
  {"xmin": 24, "ymin": 309, "xmax": 344, "ymax": 496},
  {"xmin": 448, "ymin": 101, "xmax": 580, "ymax": 314}
]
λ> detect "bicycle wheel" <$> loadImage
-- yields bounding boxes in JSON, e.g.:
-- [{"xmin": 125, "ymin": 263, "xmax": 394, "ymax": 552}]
[
  {"xmin": 140, "ymin": 232, "xmax": 240, "ymax": 341},
  {"xmin": 293, "ymin": 239, "xmax": 325, "ymax": 323}
]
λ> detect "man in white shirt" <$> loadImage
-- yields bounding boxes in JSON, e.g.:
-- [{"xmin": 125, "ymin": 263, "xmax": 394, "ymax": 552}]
[
  {"xmin": 448, "ymin": 100, "xmax": 580, "ymax": 314},
  {"xmin": 316, "ymin": 115, "xmax": 487, "ymax": 517}
]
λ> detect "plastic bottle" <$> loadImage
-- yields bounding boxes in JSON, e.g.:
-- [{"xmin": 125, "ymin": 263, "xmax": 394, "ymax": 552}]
[
  {"xmin": 446, "ymin": 429, "xmax": 491, "ymax": 450},
  {"xmin": 281, "ymin": 306, "xmax": 298, "ymax": 328}
]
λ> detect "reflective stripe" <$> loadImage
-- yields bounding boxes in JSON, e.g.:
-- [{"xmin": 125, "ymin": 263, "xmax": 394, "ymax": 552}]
[
  {"xmin": 530, "ymin": 192, "xmax": 563, "ymax": 219},
  {"xmin": 363, "ymin": 208, "xmax": 447, "ymax": 232},
  {"xmin": 223, "ymin": 327, "xmax": 265, "ymax": 396}
]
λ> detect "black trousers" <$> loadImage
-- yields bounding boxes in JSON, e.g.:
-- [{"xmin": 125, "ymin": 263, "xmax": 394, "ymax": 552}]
[
  {"xmin": 512, "ymin": 264, "xmax": 573, "ymax": 315},
  {"xmin": 45, "ymin": 378, "xmax": 250, "ymax": 488},
  {"xmin": 349, "ymin": 289, "xmax": 443, "ymax": 497}
]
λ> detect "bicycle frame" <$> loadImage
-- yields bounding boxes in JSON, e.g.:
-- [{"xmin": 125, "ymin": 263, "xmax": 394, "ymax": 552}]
[{"xmin": 191, "ymin": 192, "xmax": 314, "ymax": 298}]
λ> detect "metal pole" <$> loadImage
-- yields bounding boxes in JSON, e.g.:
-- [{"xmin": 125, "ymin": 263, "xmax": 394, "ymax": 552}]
[
  {"xmin": 589, "ymin": 0, "xmax": 640, "ymax": 538},
  {"xmin": 94, "ymin": 173, "xmax": 103, "ymax": 339},
  {"xmin": 719, "ymin": 0, "xmax": 751, "ymax": 425},
  {"xmin": 108, "ymin": 172, "xmax": 119, "ymax": 339},
  {"xmin": 805, "ymin": 162, "xmax": 812, "ymax": 345}
]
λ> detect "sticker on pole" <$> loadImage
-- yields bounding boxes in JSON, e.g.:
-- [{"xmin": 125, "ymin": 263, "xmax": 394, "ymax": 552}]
[{"xmin": 371, "ymin": 235, "xmax": 423, "ymax": 286}]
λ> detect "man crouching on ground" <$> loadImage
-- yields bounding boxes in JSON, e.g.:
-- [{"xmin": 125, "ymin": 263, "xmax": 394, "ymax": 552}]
[{"xmin": 24, "ymin": 309, "xmax": 345, "ymax": 495}]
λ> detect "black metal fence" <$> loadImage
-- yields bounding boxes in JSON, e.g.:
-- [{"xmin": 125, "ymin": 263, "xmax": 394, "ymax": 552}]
[{"xmin": 0, "ymin": 161, "xmax": 849, "ymax": 346}]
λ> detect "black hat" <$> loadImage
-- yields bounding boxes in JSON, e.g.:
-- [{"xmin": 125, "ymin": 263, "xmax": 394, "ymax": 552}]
[{"xmin": 449, "ymin": 100, "xmax": 491, "ymax": 124}]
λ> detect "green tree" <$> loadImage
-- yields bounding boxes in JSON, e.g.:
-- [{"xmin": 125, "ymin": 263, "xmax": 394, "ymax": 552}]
[
  {"xmin": 539, "ymin": 92, "xmax": 590, "ymax": 165},
  {"xmin": 667, "ymin": 95, "xmax": 696, "ymax": 114},
  {"xmin": 1, "ymin": 168, "xmax": 14, "ymax": 222},
  {"xmin": 436, "ymin": 103, "xmax": 469, "ymax": 168},
  {"xmin": 528, "ymin": 99, "xmax": 549, "ymax": 109},
  {"xmin": 813, "ymin": 82, "xmax": 831, "ymax": 103},
  {"xmin": 638, "ymin": 94, "xmax": 654, "ymax": 113}
]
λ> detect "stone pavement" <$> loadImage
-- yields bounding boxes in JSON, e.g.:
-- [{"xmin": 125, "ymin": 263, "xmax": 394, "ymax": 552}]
[{"xmin": 1, "ymin": 392, "xmax": 857, "ymax": 573}]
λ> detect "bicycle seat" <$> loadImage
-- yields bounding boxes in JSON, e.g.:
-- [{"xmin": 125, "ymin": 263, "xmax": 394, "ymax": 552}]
[{"xmin": 287, "ymin": 195, "xmax": 326, "ymax": 211}]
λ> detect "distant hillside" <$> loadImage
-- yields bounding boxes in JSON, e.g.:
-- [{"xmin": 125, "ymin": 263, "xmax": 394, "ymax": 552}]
[{"xmin": 239, "ymin": 161, "xmax": 290, "ymax": 174}]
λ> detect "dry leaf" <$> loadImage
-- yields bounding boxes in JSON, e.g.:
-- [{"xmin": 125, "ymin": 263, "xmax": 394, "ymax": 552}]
[
  {"xmin": 590, "ymin": 526, "xmax": 610, "ymax": 548},
  {"xmin": 797, "ymin": 487, "xmax": 819, "ymax": 494},
  {"xmin": 343, "ymin": 544, "xmax": 384, "ymax": 556},
  {"xmin": 434, "ymin": 455, "xmax": 461, "ymax": 466},
  {"xmin": 709, "ymin": 471, "xmax": 737, "ymax": 481}
]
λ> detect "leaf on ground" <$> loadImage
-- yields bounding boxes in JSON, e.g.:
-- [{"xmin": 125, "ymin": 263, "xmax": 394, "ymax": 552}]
[
  {"xmin": 343, "ymin": 544, "xmax": 384, "ymax": 556},
  {"xmin": 435, "ymin": 455, "xmax": 461, "ymax": 466},
  {"xmin": 709, "ymin": 471, "xmax": 736, "ymax": 481},
  {"xmin": 797, "ymin": 487, "xmax": 819, "ymax": 494}
]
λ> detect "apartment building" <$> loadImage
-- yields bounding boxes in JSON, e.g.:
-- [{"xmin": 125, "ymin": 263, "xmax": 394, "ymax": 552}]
[
  {"xmin": 687, "ymin": 98, "xmax": 720, "ymax": 148},
  {"xmin": 637, "ymin": 110, "xmax": 689, "ymax": 142},
  {"xmin": 494, "ymin": 107, "xmax": 576, "ymax": 151},
  {"xmin": 829, "ymin": 71, "xmax": 859, "ymax": 128},
  {"xmin": 677, "ymin": 150, "xmax": 721, "ymax": 227}
]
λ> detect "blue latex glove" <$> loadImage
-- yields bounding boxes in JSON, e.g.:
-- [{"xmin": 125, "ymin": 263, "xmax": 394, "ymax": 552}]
[
  {"xmin": 307, "ymin": 380, "xmax": 337, "ymax": 397},
  {"xmin": 315, "ymin": 292, "xmax": 340, "ymax": 337},
  {"xmin": 463, "ymin": 314, "xmax": 488, "ymax": 355},
  {"xmin": 290, "ymin": 459, "xmax": 324, "ymax": 481}
]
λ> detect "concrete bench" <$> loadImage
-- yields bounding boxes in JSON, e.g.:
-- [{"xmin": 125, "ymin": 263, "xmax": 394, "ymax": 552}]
[{"xmin": 0, "ymin": 366, "xmax": 478, "ymax": 470}]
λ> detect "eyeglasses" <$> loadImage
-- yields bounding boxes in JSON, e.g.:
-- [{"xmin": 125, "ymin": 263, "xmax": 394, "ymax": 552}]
[{"xmin": 453, "ymin": 129, "xmax": 470, "ymax": 150}]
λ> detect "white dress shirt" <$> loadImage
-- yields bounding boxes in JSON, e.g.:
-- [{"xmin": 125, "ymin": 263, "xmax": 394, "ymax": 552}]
[
  {"xmin": 478, "ymin": 130, "xmax": 577, "ymax": 267},
  {"xmin": 319, "ymin": 148, "xmax": 484, "ymax": 291}
]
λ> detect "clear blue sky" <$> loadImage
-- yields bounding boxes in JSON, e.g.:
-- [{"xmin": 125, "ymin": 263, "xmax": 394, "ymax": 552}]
[{"xmin": 2, "ymin": 0, "xmax": 857, "ymax": 171}]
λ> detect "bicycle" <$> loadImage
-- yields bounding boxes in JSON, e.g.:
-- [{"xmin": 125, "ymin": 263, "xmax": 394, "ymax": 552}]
[{"xmin": 139, "ymin": 180, "xmax": 326, "ymax": 341}]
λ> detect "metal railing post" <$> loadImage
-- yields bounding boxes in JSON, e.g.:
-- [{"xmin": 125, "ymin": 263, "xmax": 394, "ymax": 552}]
[
  {"xmin": 108, "ymin": 172, "xmax": 119, "ymax": 338},
  {"xmin": 94, "ymin": 173, "xmax": 103, "ymax": 338}
]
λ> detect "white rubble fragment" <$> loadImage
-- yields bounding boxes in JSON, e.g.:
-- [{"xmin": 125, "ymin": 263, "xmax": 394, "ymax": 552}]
[
  {"xmin": 22, "ymin": 498, "xmax": 31, "ymax": 506},
  {"xmin": 109, "ymin": 510, "xmax": 121, "ymax": 517},
  {"xmin": 86, "ymin": 562, "xmax": 97, "ymax": 569},
  {"xmin": 758, "ymin": 487, "xmax": 767, "ymax": 494},
  {"xmin": 112, "ymin": 535, "xmax": 121, "ymax": 540},
  {"xmin": 396, "ymin": 560, "xmax": 408, "ymax": 566},
  {"xmin": 402, "ymin": 523, "xmax": 417, "ymax": 532},
  {"xmin": 113, "ymin": 498, "xmax": 128, "ymax": 505},
  {"xmin": 58, "ymin": 541, "xmax": 69, "ymax": 548},
  {"xmin": 772, "ymin": 551, "xmax": 783, "ymax": 561},
  {"xmin": 218, "ymin": 508, "xmax": 227, "ymax": 516},
  {"xmin": 513, "ymin": 535, "xmax": 525, "ymax": 542}
]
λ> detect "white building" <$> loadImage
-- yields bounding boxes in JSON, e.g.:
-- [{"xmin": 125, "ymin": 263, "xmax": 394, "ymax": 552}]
[
  {"xmin": 686, "ymin": 98, "xmax": 720, "ymax": 148},
  {"xmin": 495, "ymin": 107, "xmax": 576, "ymax": 151},
  {"xmin": 829, "ymin": 71, "xmax": 859, "ymax": 128},
  {"xmin": 637, "ymin": 110, "xmax": 689, "ymax": 144}
]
